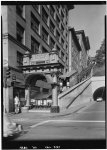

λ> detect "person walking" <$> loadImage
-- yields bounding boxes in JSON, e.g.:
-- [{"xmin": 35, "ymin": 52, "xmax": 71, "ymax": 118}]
[{"xmin": 14, "ymin": 95, "xmax": 20, "ymax": 114}]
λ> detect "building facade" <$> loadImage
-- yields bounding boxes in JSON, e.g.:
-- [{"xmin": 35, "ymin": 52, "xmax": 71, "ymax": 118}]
[
  {"xmin": 68, "ymin": 28, "xmax": 82, "ymax": 73},
  {"xmin": 2, "ymin": 5, "xmax": 74, "ymax": 112},
  {"xmin": 76, "ymin": 30, "xmax": 90, "ymax": 70},
  {"xmin": 59, "ymin": 27, "xmax": 90, "ymax": 89}
]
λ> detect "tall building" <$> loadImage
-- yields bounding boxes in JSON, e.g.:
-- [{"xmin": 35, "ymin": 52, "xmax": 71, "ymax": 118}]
[{"xmin": 2, "ymin": 4, "xmax": 74, "ymax": 112}]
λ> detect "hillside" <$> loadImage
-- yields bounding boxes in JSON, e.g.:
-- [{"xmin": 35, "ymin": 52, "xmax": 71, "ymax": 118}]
[{"xmin": 93, "ymin": 63, "xmax": 105, "ymax": 76}]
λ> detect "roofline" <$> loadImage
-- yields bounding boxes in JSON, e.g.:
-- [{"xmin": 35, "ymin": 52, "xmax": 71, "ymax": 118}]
[
  {"xmin": 69, "ymin": 27, "xmax": 81, "ymax": 51},
  {"xmin": 86, "ymin": 36, "xmax": 90, "ymax": 50},
  {"xmin": 76, "ymin": 30, "xmax": 89, "ymax": 51}
]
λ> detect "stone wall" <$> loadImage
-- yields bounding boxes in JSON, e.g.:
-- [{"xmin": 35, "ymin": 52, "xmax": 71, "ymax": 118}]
[{"xmin": 58, "ymin": 77, "xmax": 92, "ymax": 110}]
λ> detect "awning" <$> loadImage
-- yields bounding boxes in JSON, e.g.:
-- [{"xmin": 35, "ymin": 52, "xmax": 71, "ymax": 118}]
[
  {"xmin": 59, "ymin": 70, "xmax": 77, "ymax": 79},
  {"xmin": 35, "ymin": 80, "xmax": 52, "ymax": 89},
  {"xmin": 31, "ymin": 91, "xmax": 52, "ymax": 100}
]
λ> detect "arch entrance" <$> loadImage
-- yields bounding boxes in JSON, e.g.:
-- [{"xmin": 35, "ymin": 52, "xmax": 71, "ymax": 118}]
[
  {"xmin": 19, "ymin": 48, "xmax": 64, "ymax": 113},
  {"xmin": 24, "ymin": 73, "xmax": 53, "ymax": 109}
]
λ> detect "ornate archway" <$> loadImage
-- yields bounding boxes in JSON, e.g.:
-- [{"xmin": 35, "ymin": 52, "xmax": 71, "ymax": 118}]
[{"xmin": 24, "ymin": 73, "xmax": 53, "ymax": 108}]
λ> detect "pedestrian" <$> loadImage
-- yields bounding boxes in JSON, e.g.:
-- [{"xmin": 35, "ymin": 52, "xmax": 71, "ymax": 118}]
[{"xmin": 14, "ymin": 95, "xmax": 20, "ymax": 114}]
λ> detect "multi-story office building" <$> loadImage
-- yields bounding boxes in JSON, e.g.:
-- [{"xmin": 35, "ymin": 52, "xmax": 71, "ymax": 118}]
[{"xmin": 2, "ymin": 5, "xmax": 74, "ymax": 112}]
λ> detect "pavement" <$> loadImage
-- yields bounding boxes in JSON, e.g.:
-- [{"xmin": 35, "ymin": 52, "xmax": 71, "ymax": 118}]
[{"xmin": 7, "ymin": 101, "xmax": 94, "ymax": 130}]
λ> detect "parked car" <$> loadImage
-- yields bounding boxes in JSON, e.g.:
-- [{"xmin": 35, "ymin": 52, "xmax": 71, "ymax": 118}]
[{"xmin": 96, "ymin": 97, "xmax": 103, "ymax": 102}]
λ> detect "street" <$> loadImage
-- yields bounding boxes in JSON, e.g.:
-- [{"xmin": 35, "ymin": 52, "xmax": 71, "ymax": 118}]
[
  {"xmin": 15, "ymin": 101, "xmax": 105, "ymax": 140},
  {"xmin": 3, "ymin": 101, "xmax": 106, "ymax": 149}
]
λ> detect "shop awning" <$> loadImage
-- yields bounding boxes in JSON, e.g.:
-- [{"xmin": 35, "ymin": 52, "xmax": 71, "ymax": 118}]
[{"xmin": 59, "ymin": 70, "xmax": 77, "ymax": 79}]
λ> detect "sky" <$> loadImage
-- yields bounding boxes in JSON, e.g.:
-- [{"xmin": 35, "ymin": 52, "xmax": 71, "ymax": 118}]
[{"xmin": 68, "ymin": 4, "xmax": 106, "ymax": 57}]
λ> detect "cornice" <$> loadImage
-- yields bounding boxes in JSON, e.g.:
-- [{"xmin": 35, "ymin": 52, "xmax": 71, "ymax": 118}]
[{"xmin": 3, "ymin": 33, "xmax": 31, "ymax": 52}]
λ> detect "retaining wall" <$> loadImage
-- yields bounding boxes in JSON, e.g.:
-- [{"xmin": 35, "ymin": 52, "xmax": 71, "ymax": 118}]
[{"xmin": 58, "ymin": 77, "xmax": 92, "ymax": 110}]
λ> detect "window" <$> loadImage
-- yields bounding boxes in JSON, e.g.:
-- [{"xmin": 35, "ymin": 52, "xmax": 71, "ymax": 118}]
[
  {"xmin": 66, "ymin": 57, "xmax": 68, "ymax": 65},
  {"xmin": 32, "ymin": 5, "xmax": 39, "ymax": 12},
  {"xmin": 56, "ymin": 45, "xmax": 60, "ymax": 55},
  {"xmin": 42, "ymin": 7, "xmax": 48, "ymax": 25},
  {"xmin": 16, "ymin": 5, "xmax": 23, "ymax": 17},
  {"xmin": 61, "ymin": 24, "xmax": 64, "ymax": 35},
  {"xmin": 50, "ymin": 5, "xmax": 55, "ymax": 18},
  {"xmin": 56, "ymin": 30, "xmax": 60, "ymax": 42},
  {"xmin": 61, "ymin": 10, "xmax": 64, "ymax": 21},
  {"xmin": 66, "ymin": 32, "xmax": 68, "ymax": 39},
  {"xmin": 42, "ymin": 47, "xmax": 48, "ymax": 53},
  {"xmin": 31, "ymin": 36, "xmax": 40, "ymax": 54},
  {"xmin": 66, "ymin": 20, "xmax": 68, "ymax": 26},
  {"xmin": 31, "ymin": 12, "xmax": 40, "ymax": 34},
  {"xmin": 56, "ymin": 15, "xmax": 60, "ymax": 27},
  {"xmin": 61, "ymin": 38, "xmax": 64, "ymax": 47},
  {"xmin": 66, "ymin": 44, "xmax": 68, "ymax": 52},
  {"xmin": 50, "ymin": 20, "xmax": 55, "ymax": 34},
  {"xmin": 61, "ymin": 51, "xmax": 64, "ymax": 61},
  {"xmin": 56, "ymin": 5, "xmax": 60, "ymax": 12},
  {"xmin": 50, "ymin": 37, "xmax": 55, "ymax": 50},
  {"xmin": 66, "ymin": 9, "xmax": 68, "ymax": 17},
  {"xmin": 16, "ymin": 23, "xmax": 24, "ymax": 44},
  {"xmin": 17, "ymin": 51, "xmax": 23, "ymax": 66},
  {"xmin": 42, "ymin": 27, "xmax": 48, "ymax": 44}
]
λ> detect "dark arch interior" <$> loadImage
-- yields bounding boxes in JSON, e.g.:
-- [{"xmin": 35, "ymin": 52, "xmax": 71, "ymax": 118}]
[
  {"xmin": 25, "ymin": 74, "xmax": 47, "ymax": 86},
  {"xmin": 93, "ymin": 87, "xmax": 105, "ymax": 101},
  {"xmin": 30, "ymin": 75, "xmax": 47, "ymax": 87},
  {"xmin": 25, "ymin": 73, "xmax": 52, "ymax": 100}
]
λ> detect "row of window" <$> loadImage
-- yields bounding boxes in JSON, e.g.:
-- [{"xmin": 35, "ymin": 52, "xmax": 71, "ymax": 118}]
[
  {"xmin": 16, "ymin": 5, "xmax": 68, "ymax": 38},
  {"xmin": 31, "ymin": 12, "xmax": 68, "ymax": 48},
  {"xmin": 16, "ymin": 19, "xmax": 68, "ymax": 52},
  {"xmin": 33, "ymin": 5, "xmax": 68, "ymax": 24},
  {"xmin": 16, "ymin": 5, "xmax": 69, "ymax": 66},
  {"xmin": 31, "ymin": 35, "xmax": 68, "ymax": 62}
]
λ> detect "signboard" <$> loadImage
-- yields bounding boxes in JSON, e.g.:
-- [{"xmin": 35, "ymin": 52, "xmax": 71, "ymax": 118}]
[{"xmin": 31, "ymin": 53, "xmax": 50, "ymax": 65}]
